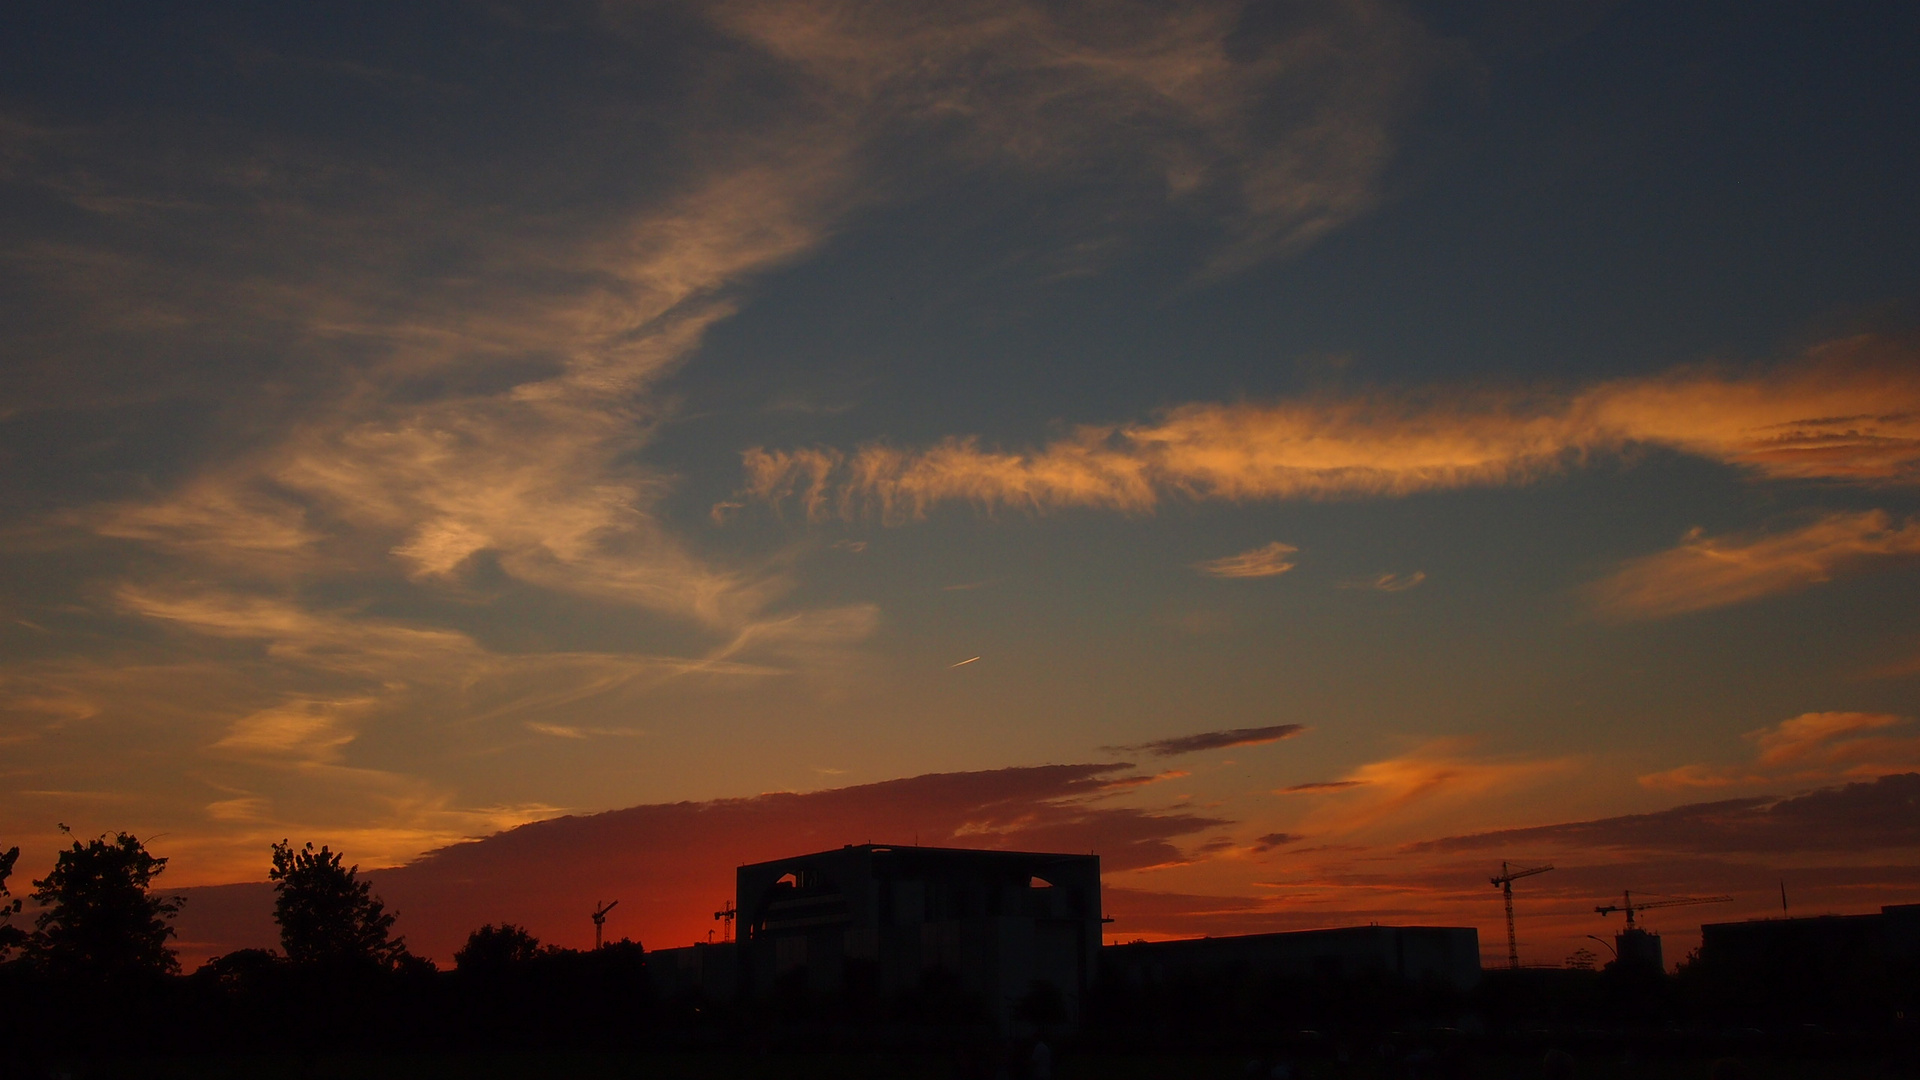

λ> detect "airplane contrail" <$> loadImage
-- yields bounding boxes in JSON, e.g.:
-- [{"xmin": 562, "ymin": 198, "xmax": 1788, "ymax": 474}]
[{"xmin": 950, "ymin": 656, "xmax": 981, "ymax": 668}]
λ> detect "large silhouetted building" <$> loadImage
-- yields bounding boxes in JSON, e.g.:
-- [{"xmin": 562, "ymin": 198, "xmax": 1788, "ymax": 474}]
[{"xmin": 733, "ymin": 844, "xmax": 1104, "ymax": 1022}]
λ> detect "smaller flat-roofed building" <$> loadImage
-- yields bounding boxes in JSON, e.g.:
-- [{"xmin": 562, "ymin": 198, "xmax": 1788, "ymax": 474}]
[
  {"xmin": 1102, "ymin": 925, "xmax": 1483, "ymax": 992},
  {"xmin": 648, "ymin": 940, "xmax": 738, "ymax": 1002}
]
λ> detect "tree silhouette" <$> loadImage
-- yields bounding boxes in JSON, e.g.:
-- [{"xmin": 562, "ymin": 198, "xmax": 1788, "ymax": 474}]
[
  {"xmin": 269, "ymin": 841, "xmax": 405, "ymax": 967},
  {"xmin": 29, "ymin": 830, "xmax": 181, "ymax": 978},
  {"xmin": 0, "ymin": 845, "xmax": 24, "ymax": 960},
  {"xmin": 455, "ymin": 923, "xmax": 543, "ymax": 973}
]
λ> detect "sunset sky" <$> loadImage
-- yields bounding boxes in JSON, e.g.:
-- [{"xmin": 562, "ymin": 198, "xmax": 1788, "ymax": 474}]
[{"xmin": 3, "ymin": 1, "xmax": 1918, "ymax": 969}]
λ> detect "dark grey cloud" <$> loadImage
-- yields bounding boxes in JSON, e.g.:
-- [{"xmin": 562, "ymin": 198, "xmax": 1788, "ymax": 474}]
[
  {"xmin": 1280, "ymin": 780, "xmax": 1365, "ymax": 793},
  {"xmin": 1408, "ymin": 773, "xmax": 1920, "ymax": 856},
  {"xmin": 170, "ymin": 762, "xmax": 1230, "ymax": 966},
  {"xmin": 1104, "ymin": 723, "xmax": 1306, "ymax": 757}
]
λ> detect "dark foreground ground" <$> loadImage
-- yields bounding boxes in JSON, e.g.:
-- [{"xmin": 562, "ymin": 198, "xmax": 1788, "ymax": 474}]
[{"xmin": 36, "ymin": 1051, "xmax": 1918, "ymax": 1080}]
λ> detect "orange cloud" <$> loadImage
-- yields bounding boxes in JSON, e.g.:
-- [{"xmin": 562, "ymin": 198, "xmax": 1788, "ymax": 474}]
[
  {"xmin": 1193, "ymin": 541, "xmax": 1299, "ymax": 578},
  {"xmin": 1640, "ymin": 711, "xmax": 1920, "ymax": 791},
  {"xmin": 1279, "ymin": 743, "xmax": 1575, "ymax": 838},
  {"xmin": 1587, "ymin": 510, "xmax": 1920, "ymax": 619},
  {"xmin": 740, "ymin": 336, "xmax": 1920, "ymax": 521}
]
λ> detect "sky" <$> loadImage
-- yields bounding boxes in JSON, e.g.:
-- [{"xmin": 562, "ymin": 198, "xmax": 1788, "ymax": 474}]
[{"xmin": 3, "ymin": 0, "xmax": 1918, "ymax": 970}]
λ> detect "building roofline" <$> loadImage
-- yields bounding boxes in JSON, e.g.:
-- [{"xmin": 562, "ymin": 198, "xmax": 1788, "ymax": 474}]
[
  {"xmin": 737, "ymin": 843, "xmax": 1100, "ymax": 871},
  {"xmin": 1106, "ymin": 925, "xmax": 1477, "ymax": 948}
]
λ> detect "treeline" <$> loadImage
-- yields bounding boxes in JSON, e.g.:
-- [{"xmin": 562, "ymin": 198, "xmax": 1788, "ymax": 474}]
[
  {"xmin": 0, "ymin": 830, "xmax": 426, "ymax": 978},
  {"xmin": 0, "ymin": 832, "xmax": 666, "ymax": 1063}
]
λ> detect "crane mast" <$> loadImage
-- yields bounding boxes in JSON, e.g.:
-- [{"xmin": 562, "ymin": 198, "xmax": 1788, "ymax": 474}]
[
  {"xmin": 592, "ymin": 899, "xmax": 620, "ymax": 950},
  {"xmin": 1490, "ymin": 861, "xmax": 1554, "ymax": 969}
]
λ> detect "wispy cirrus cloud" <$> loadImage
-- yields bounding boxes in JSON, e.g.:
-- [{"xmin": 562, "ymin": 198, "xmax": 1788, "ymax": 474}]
[
  {"xmin": 710, "ymin": 0, "xmax": 1435, "ymax": 276},
  {"xmin": 1640, "ymin": 711, "xmax": 1920, "ymax": 791},
  {"xmin": 1105, "ymin": 723, "xmax": 1306, "ymax": 757},
  {"xmin": 0, "ymin": 0, "xmax": 1443, "ymax": 876},
  {"xmin": 1339, "ymin": 571, "xmax": 1426, "ymax": 592},
  {"xmin": 2, "ymin": 0, "xmax": 1437, "ymax": 882},
  {"xmin": 1588, "ymin": 510, "xmax": 1920, "ymax": 619},
  {"xmin": 1194, "ymin": 541, "xmax": 1298, "ymax": 578},
  {"xmin": 739, "ymin": 336, "xmax": 1920, "ymax": 521}
]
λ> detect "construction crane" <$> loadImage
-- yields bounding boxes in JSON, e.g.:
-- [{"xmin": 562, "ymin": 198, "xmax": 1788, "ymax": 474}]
[
  {"xmin": 713, "ymin": 899, "xmax": 736, "ymax": 943},
  {"xmin": 1490, "ymin": 861, "xmax": 1554, "ymax": 970},
  {"xmin": 1593, "ymin": 890, "xmax": 1731, "ymax": 972},
  {"xmin": 1593, "ymin": 890, "xmax": 1732, "ymax": 927},
  {"xmin": 592, "ymin": 899, "xmax": 619, "ymax": 950}
]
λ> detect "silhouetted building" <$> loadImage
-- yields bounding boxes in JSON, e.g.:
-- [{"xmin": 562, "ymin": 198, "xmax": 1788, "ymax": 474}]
[
  {"xmin": 1699, "ymin": 903, "xmax": 1920, "ymax": 980},
  {"xmin": 1612, "ymin": 926, "xmax": 1664, "ymax": 973},
  {"xmin": 648, "ymin": 940, "xmax": 737, "ymax": 1002},
  {"xmin": 1694, "ymin": 903, "xmax": 1920, "ymax": 1024},
  {"xmin": 729, "ymin": 844, "xmax": 1103, "ymax": 1023},
  {"xmin": 1102, "ymin": 924, "xmax": 1482, "ymax": 991}
]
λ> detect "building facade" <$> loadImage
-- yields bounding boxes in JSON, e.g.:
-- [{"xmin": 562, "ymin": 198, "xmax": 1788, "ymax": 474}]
[{"xmin": 734, "ymin": 844, "xmax": 1103, "ymax": 1022}]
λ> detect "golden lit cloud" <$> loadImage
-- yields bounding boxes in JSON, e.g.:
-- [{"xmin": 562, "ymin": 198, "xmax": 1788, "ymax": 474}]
[
  {"xmin": 1194, "ymin": 541, "xmax": 1298, "ymax": 578},
  {"xmin": 741, "ymin": 336, "xmax": 1920, "ymax": 521},
  {"xmin": 1280, "ymin": 742, "xmax": 1576, "ymax": 838},
  {"xmin": 10, "ymin": 48, "xmax": 882, "ymax": 880},
  {"xmin": 1588, "ymin": 510, "xmax": 1920, "ymax": 619},
  {"xmin": 211, "ymin": 698, "xmax": 372, "ymax": 763},
  {"xmin": 1640, "ymin": 711, "xmax": 1920, "ymax": 791}
]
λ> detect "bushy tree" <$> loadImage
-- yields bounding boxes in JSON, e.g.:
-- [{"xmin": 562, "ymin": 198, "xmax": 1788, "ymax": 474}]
[
  {"xmin": 0, "ymin": 845, "xmax": 24, "ymax": 960},
  {"xmin": 455, "ymin": 923, "xmax": 543, "ymax": 973},
  {"xmin": 29, "ymin": 830, "xmax": 182, "ymax": 978},
  {"xmin": 194, "ymin": 946, "xmax": 283, "ymax": 991},
  {"xmin": 269, "ymin": 841, "xmax": 405, "ymax": 967}
]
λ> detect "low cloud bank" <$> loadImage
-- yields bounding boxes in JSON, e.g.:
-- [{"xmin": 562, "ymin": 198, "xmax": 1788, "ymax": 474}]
[
  {"xmin": 1409, "ymin": 772, "xmax": 1920, "ymax": 856},
  {"xmin": 172, "ymin": 763, "xmax": 1224, "ymax": 966}
]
